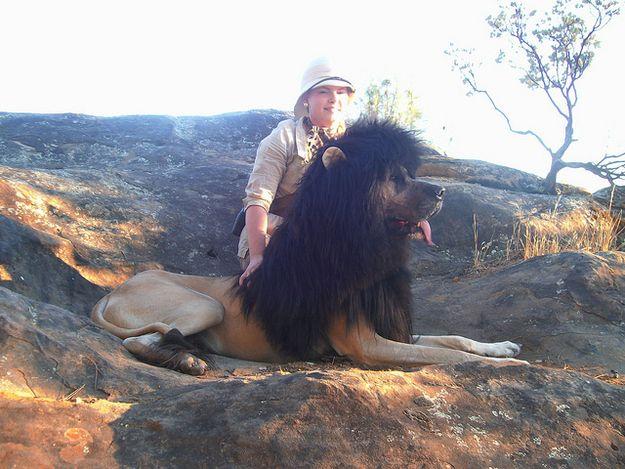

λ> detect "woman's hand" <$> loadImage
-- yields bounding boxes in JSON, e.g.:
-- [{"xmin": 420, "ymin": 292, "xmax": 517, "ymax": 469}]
[
  {"xmin": 240, "ymin": 206, "xmax": 269, "ymax": 286},
  {"xmin": 239, "ymin": 254, "xmax": 263, "ymax": 286}
]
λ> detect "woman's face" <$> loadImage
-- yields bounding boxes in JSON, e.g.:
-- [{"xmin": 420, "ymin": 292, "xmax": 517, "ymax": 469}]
[{"xmin": 305, "ymin": 85, "xmax": 352, "ymax": 128}]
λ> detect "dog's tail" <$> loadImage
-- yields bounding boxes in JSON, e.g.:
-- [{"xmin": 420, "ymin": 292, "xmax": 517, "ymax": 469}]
[{"xmin": 91, "ymin": 295, "xmax": 173, "ymax": 339}]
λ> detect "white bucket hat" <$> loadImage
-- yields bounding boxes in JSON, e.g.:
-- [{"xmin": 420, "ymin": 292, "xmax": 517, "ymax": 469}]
[{"xmin": 294, "ymin": 58, "xmax": 355, "ymax": 119}]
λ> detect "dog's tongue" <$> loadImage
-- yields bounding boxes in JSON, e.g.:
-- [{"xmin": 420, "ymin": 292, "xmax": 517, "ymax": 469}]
[{"xmin": 418, "ymin": 220, "xmax": 434, "ymax": 246}]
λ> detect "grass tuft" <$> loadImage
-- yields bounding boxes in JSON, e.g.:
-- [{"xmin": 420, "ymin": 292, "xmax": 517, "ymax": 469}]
[{"xmin": 472, "ymin": 202, "xmax": 623, "ymax": 271}]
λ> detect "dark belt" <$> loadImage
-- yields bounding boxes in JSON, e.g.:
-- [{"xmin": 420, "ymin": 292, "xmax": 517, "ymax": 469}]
[{"xmin": 231, "ymin": 208, "xmax": 246, "ymax": 236}]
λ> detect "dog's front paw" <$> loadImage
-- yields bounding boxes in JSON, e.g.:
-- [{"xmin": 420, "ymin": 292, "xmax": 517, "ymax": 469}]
[{"xmin": 482, "ymin": 341, "xmax": 522, "ymax": 358}]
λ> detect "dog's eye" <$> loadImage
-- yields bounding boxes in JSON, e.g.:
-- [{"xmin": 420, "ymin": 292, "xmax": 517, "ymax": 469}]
[{"xmin": 390, "ymin": 174, "xmax": 403, "ymax": 183}]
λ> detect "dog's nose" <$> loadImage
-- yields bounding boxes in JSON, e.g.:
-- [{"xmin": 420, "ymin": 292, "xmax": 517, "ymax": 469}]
[{"xmin": 423, "ymin": 183, "xmax": 445, "ymax": 200}]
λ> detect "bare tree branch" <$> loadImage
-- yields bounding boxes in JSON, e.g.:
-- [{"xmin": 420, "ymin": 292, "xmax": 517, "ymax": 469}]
[
  {"xmin": 464, "ymin": 75, "xmax": 555, "ymax": 156},
  {"xmin": 598, "ymin": 151, "xmax": 625, "ymax": 166},
  {"xmin": 563, "ymin": 151, "xmax": 625, "ymax": 185}
]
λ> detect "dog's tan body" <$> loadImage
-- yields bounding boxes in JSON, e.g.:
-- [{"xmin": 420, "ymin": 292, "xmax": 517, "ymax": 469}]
[
  {"xmin": 92, "ymin": 269, "xmax": 525, "ymax": 375},
  {"xmin": 92, "ymin": 271, "xmax": 281, "ymax": 363}
]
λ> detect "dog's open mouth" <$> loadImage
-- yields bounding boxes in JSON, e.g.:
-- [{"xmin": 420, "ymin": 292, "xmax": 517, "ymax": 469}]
[{"xmin": 388, "ymin": 218, "xmax": 434, "ymax": 245}]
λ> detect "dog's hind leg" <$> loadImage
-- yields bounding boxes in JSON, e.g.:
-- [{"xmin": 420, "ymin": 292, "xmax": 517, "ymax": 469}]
[
  {"xmin": 123, "ymin": 295, "xmax": 225, "ymax": 375},
  {"xmin": 411, "ymin": 335, "xmax": 521, "ymax": 358}
]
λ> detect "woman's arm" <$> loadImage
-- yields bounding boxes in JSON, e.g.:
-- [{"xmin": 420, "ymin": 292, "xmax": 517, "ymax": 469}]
[
  {"xmin": 239, "ymin": 122, "xmax": 293, "ymax": 285},
  {"xmin": 246, "ymin": 205, "xmax": 269, "ymax": 257},
  {"xmin": 239, "ymin": 206, "xmax": 267, "ymax": 284}
]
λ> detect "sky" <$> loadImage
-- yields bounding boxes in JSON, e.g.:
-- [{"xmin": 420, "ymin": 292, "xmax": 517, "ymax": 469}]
[{"xmin": 1, "ymin": 0, "xmax": 623, "ymax": 192}]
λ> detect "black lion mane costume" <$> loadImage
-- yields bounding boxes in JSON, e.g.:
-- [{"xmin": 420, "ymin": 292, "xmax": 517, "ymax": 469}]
[{"xmin": 236, "ymin": 120, "xmax": 430, "ymax": 359}]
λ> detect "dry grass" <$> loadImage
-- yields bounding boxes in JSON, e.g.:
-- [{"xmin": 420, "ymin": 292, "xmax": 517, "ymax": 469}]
[
  {"xmin": 513, "ymin": 207, "xmax": 622, "ymax": 261},
  {"xmin": 472, "ymin": 201, "xmax": 623, "ymax": 271}
]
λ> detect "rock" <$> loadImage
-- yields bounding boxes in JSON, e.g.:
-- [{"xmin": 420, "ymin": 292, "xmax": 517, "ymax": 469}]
[
  {"xmin": 0, "ymin": 111, "xmax": 612, "ymax": 314},
  {"xmin": 2, "ymin": 286, "xmax": 625, "ymax": 467},
  {"xmin": 418, "ymin": 154, "xmax": 585, "ymax": 195},
  {"xmin": 0, "ymin": 395, "xmax": 122, "ymax": 468},
  {"xmin": 412, "ymin": 251, "xmax": 625, "ymax": 371},
  {"xmin": 0, "ymin": 286, "xmax": 257, "ymax": 400},
  {"xmin": 110, "ymin": 365, "xmax": 625, "ymax": 468},
  {"xmin": 0, "ymin": 111, "xmax": 289, "ymax": 313},
  {"xmin": 0, "ymin": 110, "xmax": 287, "ymax": 169},
  {"xmin": 0, "ymin": 215, "xmax": 107, "ymax": 315},
  {"xmin": 0, "ymin": 286, "xmax": 192, "ymax": 400},
  {"xmin": 594, "ymin": 185, "xmax": 625, "ymax": 210},
  {"xmin": 425, "ymin": 178, "xmax": 605, "ymax": 251},
  {"xmin": 1, "ymin": 111, "xmax": 624, "ymax": 466}
]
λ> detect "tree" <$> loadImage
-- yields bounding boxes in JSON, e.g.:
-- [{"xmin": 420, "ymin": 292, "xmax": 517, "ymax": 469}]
[
  {"xmin": 359, "ymin": 79, "xmax": 422, "ymax": 131},
  {"xmin": 448, "ymin": 0, "xmax": 624, "ymax": 193}
]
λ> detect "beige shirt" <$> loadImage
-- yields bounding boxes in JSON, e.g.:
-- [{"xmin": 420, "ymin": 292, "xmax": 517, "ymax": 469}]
[
  {"xmin": 242, "ymin": 117, "xmax": 311, "ymax": 213},
  {"xmin": 238, "ymin": 117, "xmax": 344, "ymax": 259}
]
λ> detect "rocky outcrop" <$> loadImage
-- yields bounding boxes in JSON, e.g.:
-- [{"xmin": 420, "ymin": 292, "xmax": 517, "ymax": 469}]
[
  {"xmin": 425, "ymin": 178, "xmax": 605, "ymax": 251},
  {"xmin": 0, "ymin": 111, "xmax": 288, "ymax": 313},
  {"xmin": 418, "ymin": 154, "xmax": 585, "ymax": 195},
  {"xmin": 5, "ymin": 361, "xmax": 625, "ymax": 468},
  {"xmin": 594, "ymin": 185, "xmax": 625, "ymax": 210},
  {"xmin": 412, "ymin": 251, "xmax": 625, "ymax": 371},
  {"xmin": 1, "ymin": 111, "xmax": 624, "ymax": 467},
  {"xmin": 0, "ymin": 112, "xmax": 613, "ymax": 313},
  {"xmin": 1, "ymin": 286, "xmax": 624, "ymax": 467}
]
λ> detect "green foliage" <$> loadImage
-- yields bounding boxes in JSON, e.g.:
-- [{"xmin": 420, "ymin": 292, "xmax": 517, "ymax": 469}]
[
  {"xmin": 486, "ymin": 0, "xmax": 621, "ymax": 95},
  {"xmin": 359, "ymin": 79, "xmax": 422, "ymax": 131}
]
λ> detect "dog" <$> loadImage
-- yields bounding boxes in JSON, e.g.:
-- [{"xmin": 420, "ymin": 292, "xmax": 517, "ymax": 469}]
[{"xmin": 92, "ymin": 120, "xmax": 526, "ymax": 374}]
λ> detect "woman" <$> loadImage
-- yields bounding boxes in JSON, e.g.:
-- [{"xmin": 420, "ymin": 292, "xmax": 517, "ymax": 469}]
[{"xmin": 238, "ymin": 58, "xmax": 355, "ymax": 285}]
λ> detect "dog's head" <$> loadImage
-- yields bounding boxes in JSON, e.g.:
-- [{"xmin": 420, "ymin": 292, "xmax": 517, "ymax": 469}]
[
  {"xmin": 379, "ymin": 166, "xmax": 444, "ymax": 239},
  {"xmin": 320, "ymin": 120, "xmax": 444, "ymax": 241}
]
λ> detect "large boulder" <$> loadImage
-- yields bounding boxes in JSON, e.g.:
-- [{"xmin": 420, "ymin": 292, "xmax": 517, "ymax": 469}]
[
  {"xmin": 0, "ymin": 112, "xmax": 614, "ymax": 313},
  {"xmin": 0, "ymin": 111, "xmax": 288, "ymax": 313},
  {"xmin": 425, "ymin": 178, "xmax": 606, "ymax": 252},
  {"xmin": 1, "ymin": 111, "xmax": 624, "ymax": 466},
  {"xmin": 417, "ymin": 154, "xmax": 585, "ymax": 195},
  {"xmin": 594, "ymin": 185, "xmax": 625, "ymax": 210},
  {"xmin": 1, "ymin": 286, "xmax": 624, "ymax": 468},
  {"xmin": 412, "ymin": 251, "xmax": 625, "ymax": 371}
]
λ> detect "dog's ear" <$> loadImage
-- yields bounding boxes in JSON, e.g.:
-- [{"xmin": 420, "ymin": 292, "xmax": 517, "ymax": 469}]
[{"xmin": 322, "ymin": 146, "xmax": 347, "ymax": 169}]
